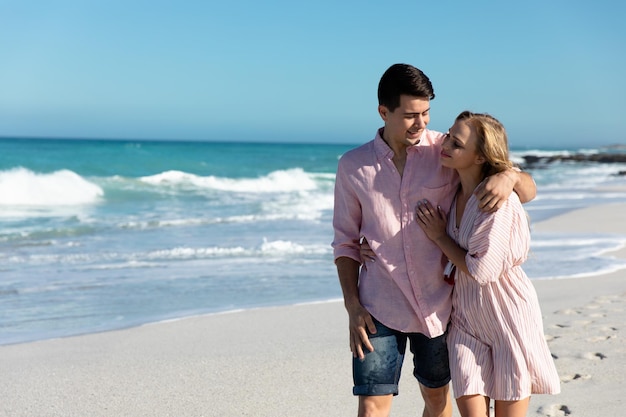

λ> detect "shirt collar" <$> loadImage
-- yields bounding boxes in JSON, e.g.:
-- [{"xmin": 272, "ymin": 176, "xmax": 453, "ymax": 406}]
[
  {"xmin": 374, "ymin": 128, "xmax": 393, "ymax": 159},
  {"xmin": 374, "ymin": 127, "xmax": 426, "ymax": 158}
]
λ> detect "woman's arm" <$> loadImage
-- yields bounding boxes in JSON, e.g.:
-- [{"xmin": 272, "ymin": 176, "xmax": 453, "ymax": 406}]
[
  {"xmin": 415, "ymin": 201, "xmax": 470, "ymax": 275},
  {"xmin": 416, "ymin": 197, "xmax": 519, "ymax": 285}
]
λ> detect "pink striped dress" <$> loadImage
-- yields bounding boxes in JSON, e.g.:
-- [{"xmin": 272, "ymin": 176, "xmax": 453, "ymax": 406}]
[{"xmin": 446, "ymin": 191, "xmax": 560, "ymax": 400}]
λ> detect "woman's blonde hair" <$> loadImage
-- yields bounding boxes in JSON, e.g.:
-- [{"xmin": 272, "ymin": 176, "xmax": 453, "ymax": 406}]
[{"xmin": 455, "ymin": 111, "xmax": 515, "ymax": 178}]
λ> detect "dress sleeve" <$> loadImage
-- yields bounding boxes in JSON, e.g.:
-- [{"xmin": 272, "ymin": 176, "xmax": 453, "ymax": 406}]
[{"xmin": 464, "ymin": 197, "xmax": 517, "ymax": 285}]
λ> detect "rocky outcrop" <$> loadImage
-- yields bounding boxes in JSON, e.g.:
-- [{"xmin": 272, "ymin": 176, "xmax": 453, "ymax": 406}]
[{"xmin": 522, "ymin": 153, "xmax": 626, "ymax": 167}]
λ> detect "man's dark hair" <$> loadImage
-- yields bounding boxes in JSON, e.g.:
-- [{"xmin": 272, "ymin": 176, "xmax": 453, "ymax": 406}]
[{"xmin": 377, "ymin": 64, "xmax": 435, "ymax": 111}]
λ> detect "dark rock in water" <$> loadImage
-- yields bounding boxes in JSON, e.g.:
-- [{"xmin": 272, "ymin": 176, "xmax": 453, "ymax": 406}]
[
  {"xmin": 615, "ymin": 170, "xmax": 626, "ymax": 176},
  {"xmin": 522, "ymin": 155, "xmax": 543, "ymax": 165},
  {"xmin": 521, "ymin": 153, "xmax": 626, "ymax": 167}
]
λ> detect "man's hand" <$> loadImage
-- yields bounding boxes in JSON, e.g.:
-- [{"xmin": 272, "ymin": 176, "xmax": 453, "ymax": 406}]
[
  {"xmin": 336, "ymin": 257, "xmax": 376, "ymax": 359},
  {"xmin": 474, "ymin": 170, "xmax": 517, "ymax": 212},
  {"xmin": 346, "ymin": 302, "xmax": 376, "ymax": 360}
]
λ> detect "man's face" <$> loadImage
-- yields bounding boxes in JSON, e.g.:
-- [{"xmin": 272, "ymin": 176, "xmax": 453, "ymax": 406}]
[{"xmin": 378, "ymin": 95, "xmax": 430, "ymax": 148}]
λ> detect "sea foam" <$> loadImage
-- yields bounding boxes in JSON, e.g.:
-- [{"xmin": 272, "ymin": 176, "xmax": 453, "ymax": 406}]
[
  {"xmin": 139, "ymin": 168, "xmax": 320, "ymax": 192},
  {"xmin": 0, "ymin": 167, "xmax": 103, "ymax": 206}
]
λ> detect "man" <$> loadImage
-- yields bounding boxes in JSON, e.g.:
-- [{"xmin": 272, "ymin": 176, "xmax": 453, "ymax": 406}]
[{"xmin": 332, "ymin": 64, "xmax": 536, "ymax": 417}]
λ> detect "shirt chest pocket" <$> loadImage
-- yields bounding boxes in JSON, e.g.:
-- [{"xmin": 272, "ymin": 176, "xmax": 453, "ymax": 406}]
[{"xmin": 414, "ymin": 183, "xmax": 456, "ymax": 215}]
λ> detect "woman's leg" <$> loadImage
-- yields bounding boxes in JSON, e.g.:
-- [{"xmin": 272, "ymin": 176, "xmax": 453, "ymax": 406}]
[
  {"xmin": 494, "ymin": 397, "xmax": 530, "ymax": 417},
  {"xmin": 455, "ymin": 394, "xmax": 490, "ymax": 417}
]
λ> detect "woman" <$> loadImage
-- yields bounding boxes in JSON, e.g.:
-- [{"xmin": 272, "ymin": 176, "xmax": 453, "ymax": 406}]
[{"xmin": 415, "ymin": 111, "xmax": 560, "ymax": 417}]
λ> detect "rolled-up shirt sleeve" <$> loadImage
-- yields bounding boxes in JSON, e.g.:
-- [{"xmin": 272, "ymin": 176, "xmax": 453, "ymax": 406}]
[{"xmin": 332, "ymin": 154, "xmax": 362, "ymax": 264}]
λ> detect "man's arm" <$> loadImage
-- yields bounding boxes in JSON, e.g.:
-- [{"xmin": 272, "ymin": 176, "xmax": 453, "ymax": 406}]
[
  {"xmin": 509, "ymin": 170, "xmax": 536, "ymax": 203},
  {"xmin": 474, "ymin": 169, "xmax": 536, "ymax": 212},
  {"xmin": 335, "ymin": 256, "xmax": 376, "ymax": 359}
]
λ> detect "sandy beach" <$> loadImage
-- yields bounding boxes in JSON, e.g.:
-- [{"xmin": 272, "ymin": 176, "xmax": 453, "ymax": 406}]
[{"xmin": 1, "ymin": 204, "xmax": 625, "ymax": 417}]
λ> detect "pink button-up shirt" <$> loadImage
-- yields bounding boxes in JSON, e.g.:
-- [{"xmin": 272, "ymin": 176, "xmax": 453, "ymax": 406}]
[{"xmin": 332, "ymin": 128, "xmax": 459, "ymax": 337}]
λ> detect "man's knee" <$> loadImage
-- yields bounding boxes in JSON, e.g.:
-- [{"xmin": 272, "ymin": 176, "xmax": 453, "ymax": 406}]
[
  {"xmin": 358, "ymin": 394, "xmax": 393, "ymax": 417},
  {"xmin": 420, "ymin": 383, "xmax": 452, "ymax": 416}
]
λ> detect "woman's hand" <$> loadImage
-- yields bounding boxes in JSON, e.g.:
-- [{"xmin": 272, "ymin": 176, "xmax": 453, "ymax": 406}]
[
  {"xmin": 416, "ymin": 199, "xmax": 448, "ymax": 242},
  {"xmin": 359, "ymin": 237, "xmax": 376, "ymax": 264}
]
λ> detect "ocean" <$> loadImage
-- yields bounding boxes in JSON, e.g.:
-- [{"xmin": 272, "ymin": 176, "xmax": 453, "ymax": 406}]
[{"xmin": 1, "ymin": 138, "xmax": 626, "ymax": 346}]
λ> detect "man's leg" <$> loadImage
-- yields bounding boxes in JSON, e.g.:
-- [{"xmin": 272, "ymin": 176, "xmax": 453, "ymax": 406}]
[
  {"xmin": 358, "ymin": 395, "xmax": 393, "ymax": 417},
  {"xmin": 410, "ymin": 331, "xmax": 452, "ymax": 417},
  {"xmin": 352, "ymin": 318, "xmax": 406, "ymax": 417},
  {"xmin": 420, "ymin": 383, "xmax": 452, "ymax": 417}
]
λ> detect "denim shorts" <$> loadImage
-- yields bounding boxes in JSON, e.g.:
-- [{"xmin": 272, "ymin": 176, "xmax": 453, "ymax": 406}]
[{"xmin": 352, "ymin": 317, "xmax": 450, "ymax": 396}]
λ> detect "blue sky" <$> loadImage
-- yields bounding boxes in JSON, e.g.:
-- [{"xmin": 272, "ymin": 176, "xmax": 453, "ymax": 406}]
[{"xmin": 1, "ymin": 1, "xmax": 625, "ymax": 149}]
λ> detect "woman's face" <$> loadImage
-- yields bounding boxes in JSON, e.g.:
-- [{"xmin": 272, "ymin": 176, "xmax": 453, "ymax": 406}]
[{"xmin": 440, "ymin": 119, "xmax": 482, "ymax": 170}]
